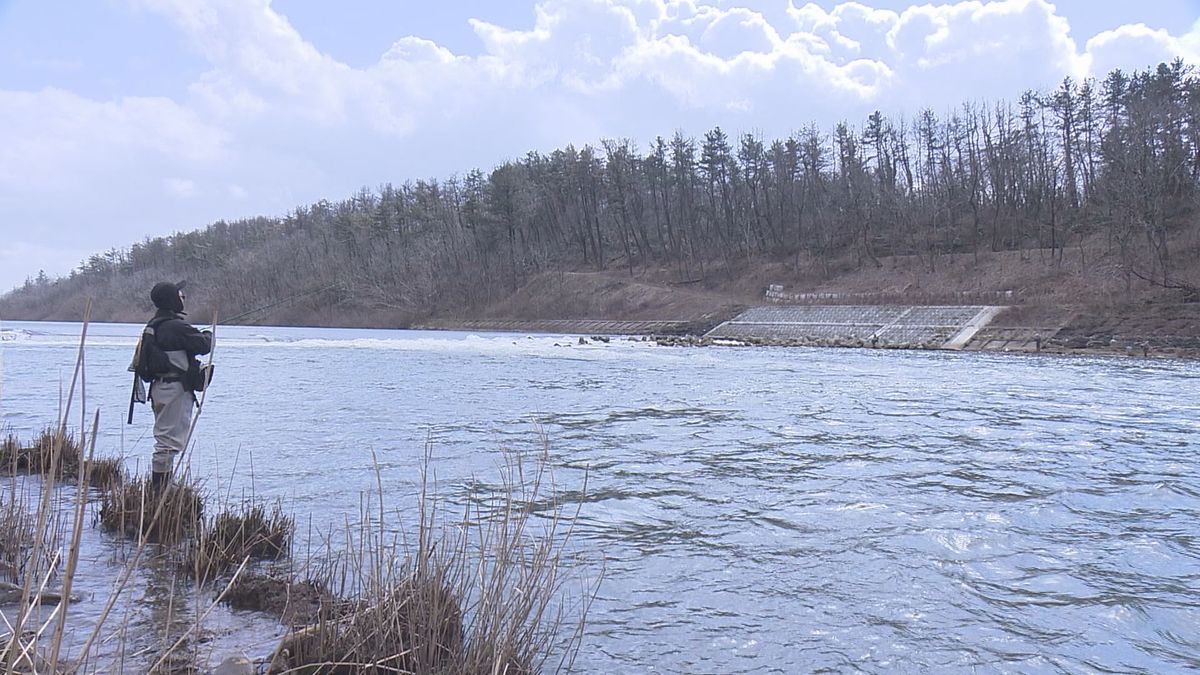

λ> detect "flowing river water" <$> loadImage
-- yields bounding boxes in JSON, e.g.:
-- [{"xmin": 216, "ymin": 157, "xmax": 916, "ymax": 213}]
[{"xmin": 1, "ymin": 320, "xmax": 1198, "ymax": 673}]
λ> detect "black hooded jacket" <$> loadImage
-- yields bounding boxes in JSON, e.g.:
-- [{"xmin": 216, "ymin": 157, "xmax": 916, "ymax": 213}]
[{"xmin": 150, "ymin": 309, "xmax": 212, "ymax": 367}]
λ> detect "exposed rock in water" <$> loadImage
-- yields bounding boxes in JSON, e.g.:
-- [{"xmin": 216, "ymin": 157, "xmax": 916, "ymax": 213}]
[
  {"xmin": 210, "ymin": 653, "xmax": 255, "ymax": 675},
  {"xmin": 0, "ymin": 580, "xmax": 79, "ymax": 605}
]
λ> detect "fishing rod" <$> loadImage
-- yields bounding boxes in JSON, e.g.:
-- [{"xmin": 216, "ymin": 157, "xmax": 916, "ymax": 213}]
[{"xmin": 221, "ymin": 282, "xmax": 343, "ymax": 325}]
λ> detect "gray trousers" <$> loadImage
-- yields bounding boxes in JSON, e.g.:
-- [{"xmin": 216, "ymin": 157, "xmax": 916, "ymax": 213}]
[{"xmin": 150, "ymin": 380, "xmax": 193, "ymax": 474}]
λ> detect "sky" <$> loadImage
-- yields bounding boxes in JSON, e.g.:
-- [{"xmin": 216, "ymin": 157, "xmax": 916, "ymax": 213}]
[{"xmin": 0, "ymin": 0, "xmax": 1198, "ymax": 292}]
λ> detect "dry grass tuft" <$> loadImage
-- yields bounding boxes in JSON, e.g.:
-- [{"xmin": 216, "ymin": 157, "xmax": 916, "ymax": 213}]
[
  {"xmin": 209, "ymin": 501, "xmax": 293, "ymax": 560},
  {"xmin": 0, "ymin": 427, "xmax": 123, "ymax": 488},
  {"xmin": 0, "ymin": 428, "xmax": 81, "ymax": 476},
  {"xmin": 0, "ymin": 433, "xmax": 19, "ymax": 473},
  {"xmin": 187, "ymin": 500, "xmax": 293, "ymax": 583},
  {"xmin": 85, "ymin": 457, "xmax": 125, "ymax": 490},
  {"xmin": 263, "ymin": 445, "xmax": 595, "ymax": 675},
  {"xmin": 268, "ymin": 570, "xmax": 469, "ymax": 675},
  {"xmin": 28, "ymin": 428, "xmax": 83, "ymax": 476},
  {"xmin": 96, "ymin": 476, "xmax": 204, "ymax": 543},
  {"xmin": 0, "ymin": 491, "xmax": 45, "ymax": 586},
  {"xmin": 223, "ymin": 572, "xmax": 338, "ymax": 626}
]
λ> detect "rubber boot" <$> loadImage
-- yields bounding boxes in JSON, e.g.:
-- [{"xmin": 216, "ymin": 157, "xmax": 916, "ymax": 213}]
[{"xmin": 150, "ymin": 471, "xmax": 170, "ymax": 489}]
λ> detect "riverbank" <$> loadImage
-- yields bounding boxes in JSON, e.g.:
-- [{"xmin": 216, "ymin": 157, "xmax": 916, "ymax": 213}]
[
  {"xmin": 3, "ymin": 247, "xmax": 1197, "ymax": 357},
  {"xmin": 413, "ymin": 299, "xmax": 1200, "ymax": 359},
  {"xmin": 324, "ymin": 250, "xmax": 1200, "ymax": 359}
]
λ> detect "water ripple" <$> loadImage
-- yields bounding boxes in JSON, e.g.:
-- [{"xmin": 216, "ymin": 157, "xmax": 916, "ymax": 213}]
[{"xmin": 2, "ymin": 323, "xmax": 1198, "ymax": 672}]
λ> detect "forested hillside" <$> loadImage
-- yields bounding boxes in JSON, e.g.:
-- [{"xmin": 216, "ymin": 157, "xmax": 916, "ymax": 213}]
[{"xmin": 3, "ymin": 61, "xmax": 1197, "ymax": 326}]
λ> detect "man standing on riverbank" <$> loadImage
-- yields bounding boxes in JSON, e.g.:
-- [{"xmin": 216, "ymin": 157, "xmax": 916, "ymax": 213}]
[{"xmin": 140, "ymin": 281, "xmax": 212, "ymax": 486}]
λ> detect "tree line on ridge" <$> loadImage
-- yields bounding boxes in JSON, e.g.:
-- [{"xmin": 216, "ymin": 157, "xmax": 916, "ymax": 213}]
[{"xmin": 3, "ymin": 60, "xmax": 1197, "ymax": 322}]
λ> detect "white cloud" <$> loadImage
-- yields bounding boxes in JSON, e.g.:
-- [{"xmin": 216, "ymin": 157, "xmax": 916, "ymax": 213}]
[
  {"xmin": 1086, "ymin": 22, "xmax": 1200, "ymax": 77},
  {"xmin": 0, "ymin": 88, "xmax": 226, "ymax": 189},
  {"xmin": 790, "ymin": 2, "xmax": 898, "ymax": 59},
  {"xmin": 104, "ymin": 1, "xmax": 1200, "ymax": 140},
  {"xmin": 163, "ymin": 177, "xmax": 197, "ymax": 198},
  {"xmin": 470, "ymin": 0, "xmax": 643, "ymax": 92},
  {"xmin": 661, "ymin": 5, "xmax": 783, "ymax": 58},
  {"xmin": 785, "ymin": 0, "xmax": 1089, "ymax": 112},
  {"xmin": 1, "ymin": 0, "xmax": 1198, "ymax": 290}
]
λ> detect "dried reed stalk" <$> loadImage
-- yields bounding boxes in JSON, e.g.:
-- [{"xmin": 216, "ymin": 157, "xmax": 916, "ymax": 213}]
[{"xmin": 264, "ymin": 441, "xmax": 598, "ymax": 674}]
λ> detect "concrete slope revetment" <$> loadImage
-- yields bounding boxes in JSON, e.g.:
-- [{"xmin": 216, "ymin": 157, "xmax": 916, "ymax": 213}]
[{"xmin": 705, "ymin": 305, "xmax": 1006, "ymax": 350}]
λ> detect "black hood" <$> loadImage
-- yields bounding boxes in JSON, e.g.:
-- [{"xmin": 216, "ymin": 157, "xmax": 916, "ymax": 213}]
[{"xmin": 150, "ymin": 280, "xmax": 187, "ymax": 313}]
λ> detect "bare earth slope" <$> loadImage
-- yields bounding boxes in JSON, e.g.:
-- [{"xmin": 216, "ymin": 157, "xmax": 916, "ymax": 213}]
[
  {"xmin": 475, "ymin": 271, "xmax": 751, "ymax": 322},
  {"xmin": 4, "ymin": 235, "xmax": 1198, "ymax": 356},
  {"xmin": 426, "ymin": 241, "xmax": 1200, "ymax": 357}
]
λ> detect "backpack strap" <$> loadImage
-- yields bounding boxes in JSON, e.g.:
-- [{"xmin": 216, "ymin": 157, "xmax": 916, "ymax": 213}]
[
  {"xmin": 140, "ymin": 316, "xmax": 181, "ymax": 382},
  {"xmin": 143, "ymin": 316, "xmax": 173, "ymax": 349},
  {"xmin": 146, "ymin": 316, "xmax": 172, "ymax": 331}
]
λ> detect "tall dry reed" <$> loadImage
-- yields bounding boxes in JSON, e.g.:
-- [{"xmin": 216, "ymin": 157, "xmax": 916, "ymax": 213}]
[{"xmin": 261, "ymin": 443, "xmax": 598, "ymax": 674}]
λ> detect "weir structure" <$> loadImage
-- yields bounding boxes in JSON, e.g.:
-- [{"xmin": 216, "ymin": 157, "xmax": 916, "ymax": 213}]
[{"xmin": 706, "ymin": 305, "xmax": 1007, "ymax": 350}]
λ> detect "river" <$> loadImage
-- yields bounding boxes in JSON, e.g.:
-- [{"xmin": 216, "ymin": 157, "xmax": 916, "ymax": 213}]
[{"xmin": 1, "ymin": 320, "xmax": 1198, "ymax": 673}]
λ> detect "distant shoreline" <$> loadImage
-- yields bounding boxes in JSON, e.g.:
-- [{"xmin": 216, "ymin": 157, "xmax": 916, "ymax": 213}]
[
  {"xmin": 417, "ymin": 312, "xmax": 1200, "ymax": 360},
  {"xmin": 5, "ymin": 301, "xmax": 1198, "ymax": 359}
]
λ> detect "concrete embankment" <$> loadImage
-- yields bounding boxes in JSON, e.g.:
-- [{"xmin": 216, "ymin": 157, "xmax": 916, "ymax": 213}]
[
  {"xmin": 415, "ymin": 300, "xmax": 1200, "ymax": 357},
  {"xmin": 688, "ymin": 303, "xmax": 1200, "ymax": 357},
  {"xmin": 706, "ymin": 305, "xmax": 1004, "ymax": 350}
]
